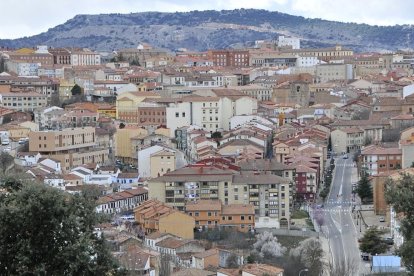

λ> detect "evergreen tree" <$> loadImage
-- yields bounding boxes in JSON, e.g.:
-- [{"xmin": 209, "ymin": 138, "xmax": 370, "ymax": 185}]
[
  {"xmin": 0, "ymin": 178, "xmax": 121, "ymax": 275},
  {"xmin": 71, "ymin": 84, "xmax": 82, "ymax": 96},
  {"xmin": 386, "ymin": 174, "xmax": 414, "ymax": 272},
  {"xmin": 357, "ymin": 170, "xmax": 372, "ymax": 203},
  {"xmin": 359, "ymin": 226, "xmax": 388, "ymax": 255}
]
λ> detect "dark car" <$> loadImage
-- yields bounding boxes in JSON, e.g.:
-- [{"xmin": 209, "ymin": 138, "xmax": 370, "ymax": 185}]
[
  {"xmin": 383, "ymin": 237, "xmax": 394, "ymax": 245},
  {"xmin": 361, "ymin": 253, "xmax": 370, "ymax": 261}
]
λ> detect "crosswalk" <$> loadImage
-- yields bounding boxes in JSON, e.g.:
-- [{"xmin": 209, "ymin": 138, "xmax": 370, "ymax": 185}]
[{"xmin": 335, "ymin": 163, "xmax": 355, "ymax": 167}]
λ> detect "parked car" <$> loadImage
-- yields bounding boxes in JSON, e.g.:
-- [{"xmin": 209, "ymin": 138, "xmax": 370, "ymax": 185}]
[
  {"xmin": 361, "ymin": 253, "xmax": 370, "ymax": 261},
  {"xmin": 379, "ymin": 217, "xmax": 385, "ymax": 222},
  {"xmin": 383, "ymin": 237, "xmax": 394, "ymax": 245}
]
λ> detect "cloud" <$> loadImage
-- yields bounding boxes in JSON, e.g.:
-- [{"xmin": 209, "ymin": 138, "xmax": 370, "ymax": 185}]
[{"xmin": 0, "ymin": 0, "xmax": 413, "ymax": 39}]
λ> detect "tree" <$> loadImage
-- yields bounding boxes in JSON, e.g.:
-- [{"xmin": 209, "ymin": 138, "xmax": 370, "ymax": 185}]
[
  {"xmin": 385, "ymin": 173, "xmax": 414, "ymax": 272},
  {"xmin": 253, "ymin": 231, "xmax": 286, "ymax": 259},
  {"xmin": 0, "ymin": 178, "xmax": 121, "ymax": 275},
  {"xmin": 290, "ymin": 238, "xmax": 324, "ymax": 276},
  {"xmin": 327, "ymin": 257, "xmax": 359, "ymax": 276},
  {"xmin": 0, "ymin": 56, "xmax": 7, "ymax": 73},
  {"xmin": 159, "ymin": 253, "xmax": 172, "ymax": 276},
  {"xmin": 226, "ymin": 253, "xmax": 239, "ymax": 268},
  {"xmin": 357, "ymin": 170, "xmax": 373, "ymax": 203},
  {"xmin": 359, "ymin": 226, "xmax": 388, "ymax": 255},
  {"xmin": 0, "ymin": 151, "xmax": 14, "ymax": 174},
  {"xmin": 71, "ymin": 84, "xmax": 82, "ymax": 96}
]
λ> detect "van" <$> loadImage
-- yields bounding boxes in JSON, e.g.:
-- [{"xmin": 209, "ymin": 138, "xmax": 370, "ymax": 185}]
[{"xmin": 1, "ymin": 139, "xmax": 10, "ymax": 145}]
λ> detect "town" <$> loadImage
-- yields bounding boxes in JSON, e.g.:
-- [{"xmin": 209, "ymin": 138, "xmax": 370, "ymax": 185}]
[{"xmin": 0, "ymin": 31, "xmax": 413, "ymax": 276}]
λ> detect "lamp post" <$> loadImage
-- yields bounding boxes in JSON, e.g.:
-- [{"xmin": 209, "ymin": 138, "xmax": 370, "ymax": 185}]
[{"xmin": 299, "ymin": 268, "xmax": 309, "ymax": 276}]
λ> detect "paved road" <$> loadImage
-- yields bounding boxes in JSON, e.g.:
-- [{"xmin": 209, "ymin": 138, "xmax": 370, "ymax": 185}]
[{"xmin": 320, "ymin": 157, "xmax": 370, "ymax": 275}]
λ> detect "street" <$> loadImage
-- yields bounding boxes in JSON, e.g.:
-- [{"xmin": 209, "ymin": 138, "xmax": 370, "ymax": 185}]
[{"xmin": 320, "ymin": 157, "xmax": 370, "ymax": 275}]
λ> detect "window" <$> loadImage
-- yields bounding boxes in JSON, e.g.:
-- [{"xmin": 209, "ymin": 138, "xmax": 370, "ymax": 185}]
[
  {"xmin": 195, "ymin": 212, "xmax": 199, "ymax": 217},
  {"xmin": 228, "ymin": 216, "xmax": 232, "ymax": 221},
  {"xmin": 248, "ymin": 216, "xmax": 252, "ymax": 220},
  {"xmin": 188, "ymin": 212, "xmax": 193, "ymax": 216},
  {"xmin": 234, "ymin": 195, "xmax": 238, "ymax": 200},
  {"xmin": 182, "ymin": 112, "xmax": 185, "ymax": 117},
  {"xmin": 241, "ymin": 215, "xmax": 245, "ymax": 220},
  {"xmin": 175, "ymin": 112, "xmax": 179, "ymax": 117},
  {"xmin": 207, "ymin": 212, "xmax": 212, "ymax": 217},
  {"xmin": 222, "ymin": 216, "xmax": 226, "ymax": 221},
  {"xmin": 224, "ymin": 182, "xmax": 228, "ymax": 187}
]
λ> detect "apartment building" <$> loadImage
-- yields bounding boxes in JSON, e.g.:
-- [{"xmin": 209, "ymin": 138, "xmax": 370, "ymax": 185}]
[
  {"xmin": 361, "ymin": 145, "xmax": 402, "ymax": 175},
  {"xmin": 295, "ymin": 164, "xmax": 318, "ymax": 202},
  {"xmin": 48, "ymin": 48, "xmax": 71, "ymax": 65},
  {"xmin": 225, "ymin": 85, "xmax": 273, "ymax": 101},
  {"xmin": 208, "ymin": 49, "xmax": 249, "ymax": 67},
  {"xmin": 7, "ymin": 47, "xmax": 53, "ymax": 66},
  {"xmin": 281, "ymin": 45, "xmax": 353, "ymax": 62},
  {"xmin": 0, "ymin": 91, "xmax": 48, "ymax": 112},
  {"xmin": 70, "ymin": 49, "xmax": 101, "ymax": 66},
  {"xmin": 331, "ymin": 127, "xmax": 365, "ymax": 154},
  {"xmin": 133, "ymin": 199, "xmax": 195, "ymax": 239},
  {"xmin": 185, "ymin": 199, "xmax": 255, "ymax": 232},
  {"xmin": 148, "ymin": 165, "xmax": 291, "ymax": 227},
  {"xmin": 29, "ymin": 127, "xmax": 109, "ymax": 172},
  {"xmin": 96, "ymin": 187, "xmax": 148, "ymax": 214},
  {"xmin": 278, "ymin": 35, "xmax": 300, "ymax": 49},
  {"xmin": 116, "ymin": 91, "xmax": 161, "ymax": 121},
  {"xmin": 315, "ymin": 63, "xmax": 353, "ymax": 83}
]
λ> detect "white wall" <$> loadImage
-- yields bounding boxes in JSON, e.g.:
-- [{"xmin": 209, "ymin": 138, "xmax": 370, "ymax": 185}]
[{"xmin": 166, "ymin": 102, "xmax": 192, "ymax": 137}]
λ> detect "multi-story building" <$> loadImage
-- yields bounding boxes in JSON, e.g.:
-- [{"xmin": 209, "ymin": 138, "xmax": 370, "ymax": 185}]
[
  {"xmin": 315, "ymin": 63, "xmax": 353, "ymax": 83},
  {"xmin": 361, "ymin": 145, "xmax": 402, "ymax": 175},
  {"xmin": 7, "ymin": 47, "xmax": 54, "ymax": 66},
  {"xmin": 208, "ymin": 49, "xmax": 249, "ymax": 67},
  {"xmin": 185, "ymin": 199, "xmax": 255, "ymax": 232},
  {"xmin": 133, "ymin": 199, "xmax": 195, "ymax": 239},
  {"xmin": 295, "ymin": 164, "xmax": 318, "ymax": 202},
  {"xmin": 148, "ymin": 165, "xmax": 291, "ymax": 227},
  {"xmin": 29, "ymin": 127, "xmax": 109, "ymax": 172},
  {"xmin": 70, "ymin": 48, "xmax": 101, "ymax": 66},
  {"xmin": 48, "ymin": 48, "xmax": 71, "ymax": 65},
  {"xmin": 225, "ymin": 85, "xmax": 272, "ymax": 101},
  {"xmin": 116, "ymin": 91, "xmax": 161, "ymax": 121},
  {"xmin": 331, "ymin": 127, "xmax": 365, "ymax": 154},
  {"xmin": 281, "ymin": 45, "xmax": 353, "ymax": 62},
  {"xmin": 0, "ymin": 91, "xmax": 48, "ymax": 112},
  {"xmin": 278, "ymin": 35, "xmax": 300, "ymax": 49}
]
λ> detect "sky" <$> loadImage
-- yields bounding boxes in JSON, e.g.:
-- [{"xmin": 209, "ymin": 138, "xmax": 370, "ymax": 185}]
[{"xmin": 1, "ymin": 0, "xmax": 413, "ymax": 39}]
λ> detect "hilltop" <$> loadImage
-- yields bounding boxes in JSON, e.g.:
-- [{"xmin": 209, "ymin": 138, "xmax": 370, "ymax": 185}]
[{"xmin": 1, "ymin": 9, "xmax": 413, "ymax": 52}]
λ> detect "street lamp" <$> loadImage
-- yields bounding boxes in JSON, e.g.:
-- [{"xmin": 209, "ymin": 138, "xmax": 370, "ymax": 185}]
[{"xmin": 299, "ymin": 268, "xmax": 309, "ymax": 276}]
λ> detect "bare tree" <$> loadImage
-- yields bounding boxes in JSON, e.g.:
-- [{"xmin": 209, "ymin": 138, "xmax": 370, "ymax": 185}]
[
  {"xmin": 159, "ymin": 253, "xmax": 172, "ymax": 276},
  {"xmin": 327, "ymin": 257, "xmax": 359, "ymax": 276},
  {"xmin": 290, "ymin": 238, "xmax": 324, "ymax": 276}
]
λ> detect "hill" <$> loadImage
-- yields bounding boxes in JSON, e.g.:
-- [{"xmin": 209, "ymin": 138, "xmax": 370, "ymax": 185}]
[{"xmin": 1, "ymin": 9, "xmax": 414, "ymax": 52}]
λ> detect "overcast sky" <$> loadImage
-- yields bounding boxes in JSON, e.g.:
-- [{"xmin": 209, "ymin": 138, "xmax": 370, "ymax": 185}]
[{"xmin": 1, "ymin": 0, "xmax": 413, "ymax": 39}]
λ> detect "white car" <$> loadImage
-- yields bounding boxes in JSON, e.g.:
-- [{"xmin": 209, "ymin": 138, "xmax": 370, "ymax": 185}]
[{"xmin": 3, "ymin": 146, "xmax": 11, "ymax": 152}]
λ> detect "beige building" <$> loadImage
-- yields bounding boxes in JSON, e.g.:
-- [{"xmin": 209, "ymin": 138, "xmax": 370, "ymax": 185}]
[
  {"xmin": 331, "ymin": 127, "xmax": 365, "ymax": 154},
  {"xmin": 148, "ymin": 166, "xmax": 291, "ymax": 227},
  {"xmin": 150, "ymin": 150, "xmax": 176, "ymax": 178},
  {"xmin": 29, "ymin": 127, "xmax": 109, "ymax": 171},
  {"xmin": 115, "ymin": 126, "xmax": 148, "ymax": 163},
  {"xmin": 0, "ymin": 91, "xmax": 48, "ymax": 112},
  {"xmin": 134, "ymin": 199, "xmax": 195, "ymax": 239},
  {"xmin": 116, "ymin": 91, "xmax": 161, "ymax": 121}
]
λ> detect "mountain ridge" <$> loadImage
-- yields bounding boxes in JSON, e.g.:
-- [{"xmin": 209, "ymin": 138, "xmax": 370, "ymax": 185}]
[{"xmin": 1, "ymin": 9, "xmax": 413, "ymax": 52}]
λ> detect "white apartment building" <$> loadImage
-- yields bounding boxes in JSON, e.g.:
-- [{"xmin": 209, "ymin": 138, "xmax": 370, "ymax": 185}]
[
  {"xmin": 71, "ymin": 49, "xmax": 101, "ymax": 66},
  {"xmin": 296, "ymin": 56, "xmax": 319, "ymax": 67},
  {"xmin": 278, "ymin": 36, "xmax": 300, "ymax": 49}
]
